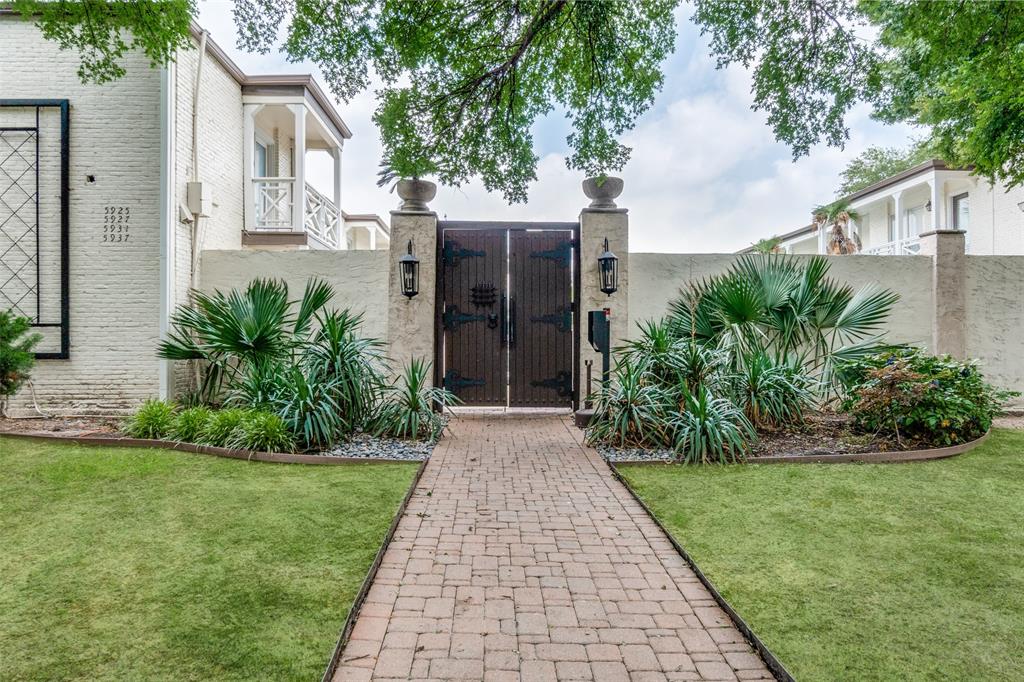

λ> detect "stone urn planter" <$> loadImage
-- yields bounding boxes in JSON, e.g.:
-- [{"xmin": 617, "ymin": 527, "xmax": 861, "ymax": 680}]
[
  {"xmin": 582, "ymin": 176, "xmax": 624, "ymax": 209},
  {"xmin": 396, "ymin": 178, "xmax": 437, "ymax": 211}
]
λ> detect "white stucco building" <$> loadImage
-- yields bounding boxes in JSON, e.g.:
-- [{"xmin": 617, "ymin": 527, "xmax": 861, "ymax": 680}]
[
  {"xmin": 753, "ymin": 160, "xmax": 1024, "ymax": 256},
  {"xmin": 0, "ymin": 17, "xmax": 388, "ymax": 413}
]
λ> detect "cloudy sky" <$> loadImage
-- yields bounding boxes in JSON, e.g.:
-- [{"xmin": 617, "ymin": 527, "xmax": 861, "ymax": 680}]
[{"xmin": 198, "ymin": 1, "xmax": 916, "ymax": 253}]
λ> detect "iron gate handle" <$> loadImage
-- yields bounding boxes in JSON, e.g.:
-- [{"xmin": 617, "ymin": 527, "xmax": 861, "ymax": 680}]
[
  {"xmin": 501, "ymin": 293, "xmax": 507, "ymax": 345},
  {"xmin": 509, "ymin": 295, "xmax": 516, "ymax": 347}
]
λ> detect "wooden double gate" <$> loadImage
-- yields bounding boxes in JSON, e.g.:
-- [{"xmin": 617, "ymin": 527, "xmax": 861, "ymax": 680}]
[{"xmin": 437, "ymin": 221, "xmax": 578, "ymax": 407}]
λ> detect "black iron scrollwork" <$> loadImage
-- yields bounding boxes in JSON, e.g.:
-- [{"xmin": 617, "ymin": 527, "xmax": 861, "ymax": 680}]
[
  {"xmin": 442, "ymin": 240, "xmax": 486, "ymax": 267},
  {"xmin": 529, "ymin": 240, "xmax": 572, "ymax": 268},
  {"xmin": 443, "ymin": 305, "xmax": 486, "ymax": 331},
  {"xmin": 470, "ymin": 283, "xmax": 498, "ymax": 307},
  {"xmin": 444, "ymin": 369, "xmax": 486, "ymax": 392},
  {"xmin": 530, "ymin": 307, "xmax": 572, "ymax": 333},
  {"xmin": 531, "ymin": 370, "xmax": 573, "ymax": 397}
]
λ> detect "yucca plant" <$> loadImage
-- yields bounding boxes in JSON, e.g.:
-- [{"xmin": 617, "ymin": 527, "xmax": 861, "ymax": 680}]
[
  {"xmin": 373, "ymin": 358, "xmax": 458, "ymax": 441},
  {"xmin": 170, "ymin": 405, "xmax": 212, "ymax": 443},
  {"xmin": 731, "ymin": 352, "xmax": 815, "ymax": 429},
  {"xmin": 270, "ymin": 364, "xmax": 344, "ymax": 451},
  {"xmin": 670, "ymin": 384, "xmax": 755, "ymax": 464},
  {"xmin": 586, "ymin": 360, "xmax": 673, "ymax": 449},
  {"xmin": 124, "ymin": 399, "xmax": 177, "ymax": 439}
]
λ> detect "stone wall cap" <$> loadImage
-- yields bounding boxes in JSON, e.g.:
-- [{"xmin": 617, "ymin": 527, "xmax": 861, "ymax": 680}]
[
  {"xmin": 580, "ymin": 207, "xmax": 629, "ymax": 215},
  {"xmin": 390, "ymin": 209, "xmax": 438, "ymax": 217},
  {"xmin": 919, "ymin": 229, "xmax": 966, "ymax": 237}
]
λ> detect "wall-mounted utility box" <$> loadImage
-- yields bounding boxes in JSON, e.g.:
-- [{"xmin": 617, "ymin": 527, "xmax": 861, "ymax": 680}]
[{"xmin": 186, "ymin": 181, "xmax": 212, "ymax": 217}]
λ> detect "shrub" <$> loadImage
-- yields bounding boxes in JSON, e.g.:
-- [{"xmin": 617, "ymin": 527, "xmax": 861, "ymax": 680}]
[
  {"xmin": 199, "ymin": 408, "xmax": 249, "ymax": 447},
  {"xmin": 226, "ymin": 411, "xmax": 295, "ymax": 452},
  {"xmin": 671, "ymin": 384, "xmax": 755, "ymax": 464},
  {"xmin": 373, "ymin": 358, "xmax": 458, "ymax": 441},
  {"xmin": 0, "ymin": 310, "xmax": 42, "ymax": 417},
  {"xmin": 171, "ymin": 406, "xmax": 212, "ymax": 443},
  {"xmin": 840, "ymin": 349, "xmax": 1016, "ymax": 446},
  {"xmin": 270, "ymin": 364, "xmax": 344, "ymax": 450},
  {"xmin": 124, "ymin": 399, "xmax": 177, "ymax": 439}
]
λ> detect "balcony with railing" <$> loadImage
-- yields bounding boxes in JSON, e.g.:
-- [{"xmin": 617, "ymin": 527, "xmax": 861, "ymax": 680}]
[
  {"xmin": 249, "ymin": 178, "xmax": 343, "ymax": 249},
  {"xmin": 862, "ymin": 236, "xmax": 921, "ymax": 256}
]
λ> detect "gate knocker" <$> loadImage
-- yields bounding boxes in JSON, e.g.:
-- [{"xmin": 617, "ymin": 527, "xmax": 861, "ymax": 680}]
[{"xmin": 487, "ymin": 313, "xmax": 499, "ymax": 329}]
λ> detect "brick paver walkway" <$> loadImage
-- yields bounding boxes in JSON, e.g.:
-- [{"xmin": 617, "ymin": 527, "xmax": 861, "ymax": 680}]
[{"xmin": 334, "ymin": 414, "xmax": 773, "ymax": 681}]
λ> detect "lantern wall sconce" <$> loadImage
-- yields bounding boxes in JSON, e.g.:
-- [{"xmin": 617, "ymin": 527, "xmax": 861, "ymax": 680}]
[
  {"xmin": 399, "ymin": 239, "xmax": 420, "ymax": 298},
  {"xmin": 597, "ymin": 237, "xmax": 618, "ymax": 296}
]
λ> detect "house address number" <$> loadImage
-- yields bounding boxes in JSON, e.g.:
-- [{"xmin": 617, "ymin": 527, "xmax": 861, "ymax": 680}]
[{"xmin": 102, "ymin": 205, "xmax": 130, "ymax": 243}]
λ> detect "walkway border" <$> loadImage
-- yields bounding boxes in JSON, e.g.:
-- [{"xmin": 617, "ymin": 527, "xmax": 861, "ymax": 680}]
[
  {"xmin": 611, "ymin": 429, "xmax": 990, "ymax": 466},
  {"xmin": 320, "ymin": 456, "xmax": 430, "ymax": 682},
  {"xmin": 0, "ymin": 432, "xmax": 414, "ymax": 465},
  {"xmin": 606, "ymin": 461, "xmax": 795, "ymax": 682}
]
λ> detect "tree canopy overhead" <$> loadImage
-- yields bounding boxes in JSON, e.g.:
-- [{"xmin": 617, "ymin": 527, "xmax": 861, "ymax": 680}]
[{"xmin": 14, "ymin": 0, "xmax": 1024, "ymax": 198}]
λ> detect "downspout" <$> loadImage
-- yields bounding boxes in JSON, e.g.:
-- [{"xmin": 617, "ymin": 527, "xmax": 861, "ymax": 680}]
[
  {"xmin": 158, "ymin": 62, "xmax": 177, "ymax": 400},
  {"xmin": 190, "ymin": 29, "xmax": 208, "ymax": 291}
]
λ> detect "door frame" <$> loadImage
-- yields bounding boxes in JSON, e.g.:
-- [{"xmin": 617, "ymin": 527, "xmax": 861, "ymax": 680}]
[{"xmin": 434, "ymin": 220, "xmax": 581, "ymax": 409}]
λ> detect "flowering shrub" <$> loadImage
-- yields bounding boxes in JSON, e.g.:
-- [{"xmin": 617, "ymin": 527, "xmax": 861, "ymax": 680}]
[{"xmin": 840, "ymin": 349, "xmax": 1015, "ymax": 447}]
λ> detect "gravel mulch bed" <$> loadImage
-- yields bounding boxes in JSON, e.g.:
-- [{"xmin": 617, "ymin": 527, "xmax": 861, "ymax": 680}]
[
  {"xmin": 1, "ymin": 417, "xmax": 441, "ymax": 462},
  {"xmin": 323, "ymin": 433, "xmax": 437, "ymax": 461}
]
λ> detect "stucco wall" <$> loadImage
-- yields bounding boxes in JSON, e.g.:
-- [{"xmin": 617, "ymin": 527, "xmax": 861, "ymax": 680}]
[
  {"xmin": 965, "ymin": 256, "xmax": 1024, "ymax": 393},
  {"xmin": 200, "ymin": 249, "xmax": 390, "ymax": 341},
  {"xmin": 628, "ymin": 254, "xmax": 934, "ymax": 348},
  {"xmin": 2, "ymin": 16, "xmax": 163, "ymax": 414}
]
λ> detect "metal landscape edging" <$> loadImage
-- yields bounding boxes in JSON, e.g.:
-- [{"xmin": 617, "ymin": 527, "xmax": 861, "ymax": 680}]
[
  {"xmin": 0, "ymin": 432, "xmax": 417, "ymax": 465},
  {"xmin": 606, "ymin": 460, "xmax": 797, "ymax": 682},
  {"xmin": 320, "ymin": 455, "xmax": 430, "ymax": 682},
  {"xmin": 609, "ymin": 428, "xmax": 990, "ymax": 467}
]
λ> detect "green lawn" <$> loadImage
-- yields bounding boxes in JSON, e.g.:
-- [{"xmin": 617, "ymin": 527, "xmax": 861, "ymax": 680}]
[
  {"xmin": 619, "ymin": 429, "xmax": 1024, "ymax": 682},
  {"xmin": 0, "ymin": 436, "xmax": 417, "ymax": 681}
]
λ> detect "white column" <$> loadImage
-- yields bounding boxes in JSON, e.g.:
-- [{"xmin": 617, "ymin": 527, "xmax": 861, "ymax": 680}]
[
  {"xmin": 369, "ymin": 225, "xmax": 377, "ymax": 250},
  {"xmin": 242, "ymin": 104, "xmax": 263, "ymax": 231},
  {"xmin": 290, "ymin": 103, "xmax": 306, "ymax": 233},
  {"xmin": 893, "ymin": 191, "xmax": 904, "ymax": 242},
  {"xmin": 928, "ymin": 178, "xmax": 941, "ymax": 231},
  {"xmin": 331, "ymin": 146, "xmax": 345, "ymax": 249}
]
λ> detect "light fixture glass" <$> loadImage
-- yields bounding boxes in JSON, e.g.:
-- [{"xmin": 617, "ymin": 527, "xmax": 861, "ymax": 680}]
[
  {"xmin": 399, "ymin": 239, "xmax": 419, "ymax": 298},
  {"xmin": 597, "ymin": 238, "xmax": 618, "ymax": 296}
]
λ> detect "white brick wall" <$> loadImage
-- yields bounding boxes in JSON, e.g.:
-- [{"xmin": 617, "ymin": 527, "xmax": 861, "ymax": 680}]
[{"xmin": 2, "ymin": 17, "xmax": 163, "ymax": 415}]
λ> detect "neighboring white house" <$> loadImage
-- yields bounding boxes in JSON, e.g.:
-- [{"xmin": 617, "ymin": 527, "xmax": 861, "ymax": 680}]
[
  {"xmin": 0, "ymin": 17, "xmax": 388, "ymax": 413},
  {"xmin": 748, "ymin": 160, "xmax": 1024, "ymax": 255}
]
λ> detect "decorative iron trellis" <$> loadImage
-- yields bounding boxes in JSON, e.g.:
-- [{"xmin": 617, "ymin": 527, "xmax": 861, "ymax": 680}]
[{"xmin": 0, "ymin": 100, "xmax": 69, "ymax": 359}]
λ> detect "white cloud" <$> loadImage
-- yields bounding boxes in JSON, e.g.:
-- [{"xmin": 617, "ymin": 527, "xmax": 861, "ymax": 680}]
[{"xmin": 197, "ymin": 1, "xmax": 916, "ymax": 253}]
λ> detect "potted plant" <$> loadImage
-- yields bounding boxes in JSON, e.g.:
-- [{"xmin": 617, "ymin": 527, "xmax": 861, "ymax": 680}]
[
  {"xmin": 582, "ymin": 174, "xmax": 624, "ymax": 208},
  {"xmin": 377, "ymin": 154, "xmax": 438, "ymax": 212}
]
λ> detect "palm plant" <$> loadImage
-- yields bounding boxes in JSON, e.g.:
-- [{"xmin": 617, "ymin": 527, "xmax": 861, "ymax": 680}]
[
  {"xmin": 667, "ymin": 254, "xmax": 898, "ymax": 397},
  {"xmin": 158, "ymin": 278, "xmax": 334, "ymax": 403},
  {"xmin": 813, "ymin": 199, "xmax": 861, "ymax": 255},
  {"xmin": 270, "ymin": 364, "xmax": 344, "ymax": 450},
  {"xmin": 373, "ymin": 358, "xmax": 458, "ymax": 440}
]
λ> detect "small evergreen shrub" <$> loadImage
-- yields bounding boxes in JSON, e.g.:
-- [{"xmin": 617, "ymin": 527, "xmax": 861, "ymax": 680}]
[
  {"xmin": 124, "ymin": 400, "xmax": 177, "ymax": 439},
  {"xmin": 840, "ymin": 349, "xmax": 1016, "ymax": 446},
  {"xmin": 171, "ymin": 406, "xmax": 213, "ymax": 443},
  {"xmin": 227, "ymin": 411, "xmax": 295, "ymax": 452},
  {"xmin": 199, "ymin": 408, "xmax": 249, "ymax": 447},
  {"xmin": 373, "ymin": 358, "xmax": 458, "ymax": 441},
  {"xmin": 0, "ymin": 310, "xmax": 42, "ymax": 417}
]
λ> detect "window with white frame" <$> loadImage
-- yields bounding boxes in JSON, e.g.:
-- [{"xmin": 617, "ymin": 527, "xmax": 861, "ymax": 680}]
[
  {"xmin": 952, "ymin": 193, "xmax": 969, "ymax": 231},
  {"xmin": 905, "ymin": 205, "xmax": 925, "ymax": 237}
]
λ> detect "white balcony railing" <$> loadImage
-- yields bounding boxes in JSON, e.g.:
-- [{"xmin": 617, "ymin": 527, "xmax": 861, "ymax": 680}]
[
  {"xmin": 250, "ymin": 177, "xmax": 342, "ymax": 249},
  {"xmin": 303, "ymin": 183, "xmax": 342, "ymax": 249},
  {"xmin": 252, "ymin": 177, "xmax": 294, "ymax": 230},
  {"xmin": 862, "ymin": 236, "xmax": 921, "ymax": 256}
]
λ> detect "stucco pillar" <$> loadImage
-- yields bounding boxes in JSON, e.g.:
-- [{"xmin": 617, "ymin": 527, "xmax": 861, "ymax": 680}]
[
  {"xmin": 578, "ymin": 201, "xmax": 629, "ymax": 405},
  {"xmin": 386, "ymin": 207, "xmax": 438, "ymax": 382},
  {"xmin": 919, "ymin": 229, "xmax": 967, "ymax": 358}
]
